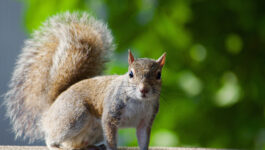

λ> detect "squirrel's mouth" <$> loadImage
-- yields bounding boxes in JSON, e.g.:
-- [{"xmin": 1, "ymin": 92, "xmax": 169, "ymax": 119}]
[{"xmin": 141, "ymin": 93, "xmax": 147, "ymax": 98}]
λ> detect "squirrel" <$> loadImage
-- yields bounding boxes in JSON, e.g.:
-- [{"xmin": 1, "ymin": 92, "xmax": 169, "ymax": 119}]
[{"xmin": 4, "ymin": 12, "xmax": 166, "ymax": 150}]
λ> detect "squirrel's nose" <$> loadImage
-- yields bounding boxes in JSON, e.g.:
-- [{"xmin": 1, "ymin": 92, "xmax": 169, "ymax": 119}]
[
  {"xmin": 140, "ymin": 88, "xmax": 149, "ymax": 94},
  {"xmin": 139, "ymin": 83, "xmax": 149, "ymax": 95}
]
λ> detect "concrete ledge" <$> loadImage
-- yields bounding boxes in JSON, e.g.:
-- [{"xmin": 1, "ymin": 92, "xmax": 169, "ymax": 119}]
[{"xmin": 0, "ymin": 146, "xmax": 228, "ymax": 150}]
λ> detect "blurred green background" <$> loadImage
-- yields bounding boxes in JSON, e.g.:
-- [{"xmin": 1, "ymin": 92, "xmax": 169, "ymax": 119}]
[{"xmin": 21, "ymin": 0, "xmax": 265, "ymax": 149}]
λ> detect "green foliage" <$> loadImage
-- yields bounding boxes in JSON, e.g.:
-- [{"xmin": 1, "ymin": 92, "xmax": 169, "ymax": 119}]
[{"xmin": 21, "ymin": 0, "xmax": 265, "ymax": 149}]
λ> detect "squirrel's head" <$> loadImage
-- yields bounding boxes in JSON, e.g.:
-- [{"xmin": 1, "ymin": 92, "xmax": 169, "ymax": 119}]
[{"xmin": 127, "ymin": 50, "xmax": 166, "ymax": 100}]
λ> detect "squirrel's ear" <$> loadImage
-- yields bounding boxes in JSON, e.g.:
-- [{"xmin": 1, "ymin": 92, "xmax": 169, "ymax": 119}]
[
  {"xmin": 156, "ymin": 52, "xmax": 166, "ymax": 67},
  {"xmin": 128, "ymin": 49, "xmax": 134, "ymax": 65}
]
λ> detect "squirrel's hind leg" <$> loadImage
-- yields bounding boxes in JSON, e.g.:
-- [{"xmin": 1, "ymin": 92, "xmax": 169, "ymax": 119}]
[
  {"xmin": 42, "ymin": 92, "xmax": 103, "ymax": 150},
  {"xmin": 60, "ymin": 122, "xmax": 104, "ymax": 150}
]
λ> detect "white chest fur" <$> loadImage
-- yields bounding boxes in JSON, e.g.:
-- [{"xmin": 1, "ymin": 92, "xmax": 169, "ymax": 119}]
[{"xmin": 119, "ymin": 99, "xmax": 153, "ymax": 128}]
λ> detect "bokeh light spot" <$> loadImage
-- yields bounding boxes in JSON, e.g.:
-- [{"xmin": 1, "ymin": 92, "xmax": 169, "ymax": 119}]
[
  {"xmin": 190, "ymin": 44, "xmax": 207, "ymax": 62},
  {"xmin": 178, "ymin": 71, "xmax": 203, "ymax": 96},
  {"xmin": 215, "ymin": 72, "xmax": 241, "ymax": 107},
  {"xmin": 171, "ymin": 2, "xmax": 192, "ymax": 24},
  {"xmin": 225, "ymin": 34, "xmax": 243, "ymax": 54},
  {"xmin": 152, "ymin": 129, "xmax": 178, "ymax": 146}
]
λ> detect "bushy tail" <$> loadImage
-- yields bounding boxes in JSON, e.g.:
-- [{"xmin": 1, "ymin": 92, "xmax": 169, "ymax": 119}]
[{"xmin": 4, "ymin": 12, "xmax": 114, "ymax": 142}]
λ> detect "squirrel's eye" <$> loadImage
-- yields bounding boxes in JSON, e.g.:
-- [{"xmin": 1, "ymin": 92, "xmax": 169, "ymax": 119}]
[
  {"xmin": 129, "ymin": 71, "xmax": 134, "ymax": 78},
  {"xmin": 156, "ymin": 72, "xmax": 161, "ymax": 80}
]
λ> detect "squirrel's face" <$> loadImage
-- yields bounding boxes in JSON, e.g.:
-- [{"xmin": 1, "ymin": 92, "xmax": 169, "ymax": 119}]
[{"xmin": 127, "ymin": 50, "xmax": 166, "ymax": 100}]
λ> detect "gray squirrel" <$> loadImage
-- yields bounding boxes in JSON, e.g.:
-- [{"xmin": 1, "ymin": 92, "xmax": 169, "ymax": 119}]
[{"xmin": 4, "ymin": 12, "xmax": 166, "ymax": 150}]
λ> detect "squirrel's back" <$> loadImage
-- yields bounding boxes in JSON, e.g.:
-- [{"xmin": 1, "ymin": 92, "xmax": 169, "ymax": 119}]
[{"xmin": 4, "ymin": 12, "xmax": 114, "ymax": 142}]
